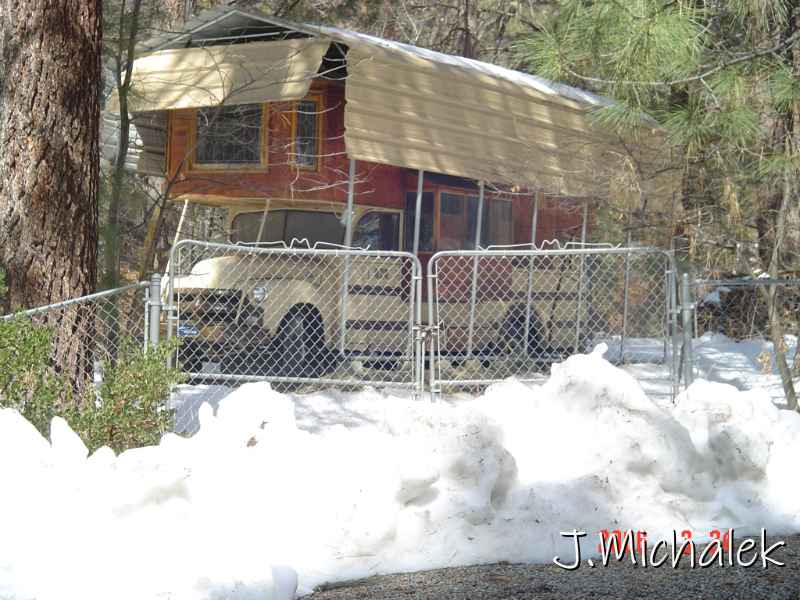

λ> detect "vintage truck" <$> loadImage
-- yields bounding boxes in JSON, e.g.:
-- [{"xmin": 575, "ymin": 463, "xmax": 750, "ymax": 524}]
[{"xmin": 109, "ymin": 8, "xmax": 673, "ymax": 378}]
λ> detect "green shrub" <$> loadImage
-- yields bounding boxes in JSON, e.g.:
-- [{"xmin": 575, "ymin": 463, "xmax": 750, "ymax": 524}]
[
  {"xmin": 0, "ymin": 317, "xmax": 184, "ymax": 453},
  {"xmin": 0, "ymin": 268, "xmax": 7, "ymax": 304},
  {"xmin": 0, "ymin": 317, "xmax": 70, "ymax": 433},
  {"xmin": 72, "ymin": 339, "xmax": 184, "ymax": 453}
]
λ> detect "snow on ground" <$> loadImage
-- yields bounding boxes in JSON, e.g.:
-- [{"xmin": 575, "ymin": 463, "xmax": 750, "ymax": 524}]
[
  {"xmin": 596, "ymin": 333, "xmax": 799, "ymax": 408},
  {"xmin": 170, "ymin": 383, "xmax": 233, "ymax": 435},
  {"xmin": 170, "ymin": 334, "xmax": 799, "ymax": 426},
  {"xmin": 701, "ymin": 285, "xmax": 731, "ymax": 305},
  {"xmin": 2, "ymin": 343, "xmax": 800, "ymax": 600},
  {"xmin": 692, "ymin": 333, "xmax": 799, "ymax": 407}
]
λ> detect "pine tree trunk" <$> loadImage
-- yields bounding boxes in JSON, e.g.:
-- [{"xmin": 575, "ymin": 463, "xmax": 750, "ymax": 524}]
[
  {"xmin": 0, "ymin": 0, "xmax": 102, "ymax": 396},
  {"xmin": 764, "ymin": 163, "xmax": 797, "ymax": 410}
]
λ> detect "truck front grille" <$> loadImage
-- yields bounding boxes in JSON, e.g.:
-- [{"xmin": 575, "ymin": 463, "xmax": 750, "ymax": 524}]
[{"xmin": 179, "ymin": 289, "xmax": 244, "ymax": 324}]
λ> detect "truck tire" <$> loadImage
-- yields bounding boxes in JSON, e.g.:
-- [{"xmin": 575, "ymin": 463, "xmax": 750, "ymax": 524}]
[
  {"xmin": 502, "ymin": 306, "xmax": 544, "ymax": 358},
  {"xmin": 277, "ymin": 306, "xmax": 324, "ymax": 377}
]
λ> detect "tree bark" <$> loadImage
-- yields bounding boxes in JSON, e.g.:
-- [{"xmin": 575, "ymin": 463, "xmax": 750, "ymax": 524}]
[{"xmin": 0, "ymin": 0, "xmax": 102, "ymax": 396}]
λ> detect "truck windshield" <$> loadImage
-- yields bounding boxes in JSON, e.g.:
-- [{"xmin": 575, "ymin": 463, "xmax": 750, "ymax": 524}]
[{"xmin": 231, "ymin": 210, "xmax": 345, "ymax": 246}]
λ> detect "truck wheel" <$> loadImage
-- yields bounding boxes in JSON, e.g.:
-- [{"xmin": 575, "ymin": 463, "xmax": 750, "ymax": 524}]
[
  {"xmin": 277, "ymin": 306, "xmax": 324, "ymax": 377},
  {"xmin": 503, "ymin": 306, "xmax": 544, "ymax": 358}
]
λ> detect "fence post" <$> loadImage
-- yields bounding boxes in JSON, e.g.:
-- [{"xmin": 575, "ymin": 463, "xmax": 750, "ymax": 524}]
[
  {"xmin": 574, "ymin": 202, "xmax": 589, "ymax": 353},
  {"xmin": 522, "ymin": 194, "xmax": 540, "ymax": 356},
  {"xmin": 681, "ymin": 272, "xmax": 694, "ymax": 387},
  {"xmin": 339, "ymin": 158, "xmax": 356, "ymax": 355},
  {"xmin": 428, "ymin": 256, "xmax": 440, "ymax": 402},
  {"xmin": 620, "ymin": 233, "xmax": 632, "ymax": 363},
  {"xmin": 666, "ymin": 262, "xmax": 677, "ymax": 398},
  {"xmin": 466, "ymin": 181, "xmax": 485, "ymax": 358},
  {"xmin": 143, "ymin": 283, "xmax": 150, "ymax": 349},
  {"xmin": 413, "ymin": 262, "xmax": 424, "ymax": 398},
  {"xmin": 149, "ymin": 273, "xmax": 161, "ymax": 348}
]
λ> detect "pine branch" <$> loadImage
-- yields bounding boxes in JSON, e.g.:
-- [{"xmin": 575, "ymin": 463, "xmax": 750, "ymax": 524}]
[{"xmin": 563, "ymin": 31, "xmax": 800, "ymax": 88}]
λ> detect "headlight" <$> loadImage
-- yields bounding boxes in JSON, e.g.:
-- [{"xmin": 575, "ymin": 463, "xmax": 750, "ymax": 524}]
[
  {"xmin": 252, "ymin": 286, "xmax": 267, "ymax": 303},
  {"xmin": 251, "ymin": 284, "xmax": 272, "ymax": 303}
]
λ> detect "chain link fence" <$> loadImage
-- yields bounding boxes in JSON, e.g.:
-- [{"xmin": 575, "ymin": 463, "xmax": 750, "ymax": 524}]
[
  {"xmin": 690, "ymin": 277, "xmax": 800, "ymax": 404},
  {"xmin": 693, "ymin": 278, "xmax": 800, "ymax": 341},
  {"xmin": 165, "ymin": 240, "xmax": 423, "ymax": 431},
  {"xmin": 1, "ymin": 282, "xmax": 149, "ymax": 400},
  {"xmin": 2, "ymin": 243, "xmax": 692, "ymax": 438},
  {"xmin": 427, "ymin": 247, "xmax": 679, "ymax": 398}
]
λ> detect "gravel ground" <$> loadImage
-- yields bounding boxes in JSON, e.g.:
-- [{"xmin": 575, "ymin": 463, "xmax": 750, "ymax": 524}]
[{"xmin": 303, "ymin": 533, "xmax": 800, "ymax": 599}]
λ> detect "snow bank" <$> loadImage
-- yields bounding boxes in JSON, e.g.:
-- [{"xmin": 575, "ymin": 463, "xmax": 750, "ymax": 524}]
[
  {"xmin": 2, "ymin": 348, "xmax": 800, "ymax": 599},
  {"xmin": 693, "ymin": 333, "xmax": 799, "ymax": 406}
]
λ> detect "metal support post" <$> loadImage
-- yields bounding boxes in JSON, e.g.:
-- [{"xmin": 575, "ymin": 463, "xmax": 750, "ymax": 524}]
[
  {"xmin": 427, "ymin": 258, "xmax": 440, "ymax": 401},
  {"xmin": 668, "ymin": 267, "xmax": 680, "ymax": 398},
  {"xmin": 143, "ymin": 284, "xmax": 150, "ymax": 349},
  {"xmin": 522, "ymin": 194, "xmax": 540, "ymax": 355},
  {"xmin": 412, "ymin": 169, "xmax": 425, "ymax": 256},
  {"xmin": 149, "ymin": 273, "xmax": 162, "ymax": 348},
  {"xmin": 160, "ymin": 198, "xmax": 189, "ymax": 301},
  {"xmin": 620, "ymin": 231, "xmax": 632, "ymax": 363},
  {"xmin": 165, "ymin": 246, "xmax": 179, "ymax": 368},
  {"xmin": 409, "ymin": 169, "xmax": 426, "ymax": 376},
  {"xmin": 574, "ymin": 201, "xmax": 589, "ymax": 353},
  {"xmin": 681, "ymin": 272, "xmax": 694, "ymax": 387},
  {"xmin": 413, "ymin": 267, "xmax": 424, "ymax": 397},
  {"xmin": 339, "ymin": 158, "xmax": 356, "ymax": 354},
  {"xmin": 466, "ymin": 181, "xmax": 485, "ymax": 358},
  {"xmin": 662, "ymin": 261, "xmax": 669, "ymax": 364},
  {"xmin": 691, "ymin": 270, "xmax": 699, "ymax": 338}
]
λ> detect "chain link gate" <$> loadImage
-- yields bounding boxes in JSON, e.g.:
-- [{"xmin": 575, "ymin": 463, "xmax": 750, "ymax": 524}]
[
  {"xmin": 426, "ymin": 247, "xmax": 680, "ymax": 399},
  {"xmin": 165, "ymin": 240, "xmax": 424, "ymax": 395}
]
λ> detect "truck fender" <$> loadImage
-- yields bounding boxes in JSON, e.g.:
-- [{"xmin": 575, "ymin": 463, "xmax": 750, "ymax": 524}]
[{"xmin": 257, "ymin": 280, "xmax": 334, "ymax": 341}]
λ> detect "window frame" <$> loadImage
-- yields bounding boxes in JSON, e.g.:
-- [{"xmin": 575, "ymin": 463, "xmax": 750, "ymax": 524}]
[
  {"xmin": 230, "ymin": 208, "xmax": 346, "ymax": 246},
  {"xmin": 352, "ymin": 209, "xmax": 403, "ymax": 251},
  {"xmin": 403, "ymin": 190, "xmax": 436, "ymax": 253},
  {"xmin": 291, "ymin": 94, "xmax": 323, "ymax": 172},
  {"xmin": 190, "ymin": 103, "xmax": 269, "ymax": 172},
  {"xmin": 435, "ymin": 187, "xmax": 513, "ymax": 250}
]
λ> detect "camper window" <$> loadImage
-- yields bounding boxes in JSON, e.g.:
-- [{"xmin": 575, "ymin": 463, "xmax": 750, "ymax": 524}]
[
  {"xmin": 403, "ymin": 192, "xmax": 435, "ymax": 252},
  {"xmin": 439, "ymin": 192, "xmax": 513, "ymax": 250},
  {"xmin": 231, "ymin": 210, "xmax": 344, "ymax": 247},
  {"xmin": 195, "ymin": 104, "xmax": 263, "ymax": 166},
  {"xmin": 352, "ymin": 212, "xmax": 400, "ymax": 251},
  {"xmin": 293, "ymin": 98, "xmax": 320, "ymax": 169}
]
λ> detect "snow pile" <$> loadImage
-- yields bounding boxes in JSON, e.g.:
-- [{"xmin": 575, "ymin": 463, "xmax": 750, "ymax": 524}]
[
  {"xmin": 2, "ymin": 348, "xmax": 800, "ymax": 599},
  {"xmin": 593, "ymin": 333, "xmax": 799, "ymax": 406},
  {"xmin": 692, "ymin": 333, "xmax": 799, "ymax": 406}
]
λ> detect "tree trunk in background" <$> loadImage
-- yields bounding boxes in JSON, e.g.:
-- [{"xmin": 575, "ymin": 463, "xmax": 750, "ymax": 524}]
[
  {"xmin": 104, "ymin": 0, "xmax": 143, "ymax": 290},
  {"xmin": 0, "ymin": 0, "xmax": 102, "ymax": 396},
  {"xmin": 758, "ymin": 0, "xmax": 798, "ymax": 406},
  {"xmin": 132, "ymin": 0, "xmax": 193, "ymax": 279},
  {"xmin": 763, "ymin": 158, "xmax": 797, "ymax": 410},
  {"xmin": 785, "ymin": 3, "xmax": 800, "ymax": 274},
  {"xmin": 163, "ymin": 0, "xmax": 194, "ymax": 28}
]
